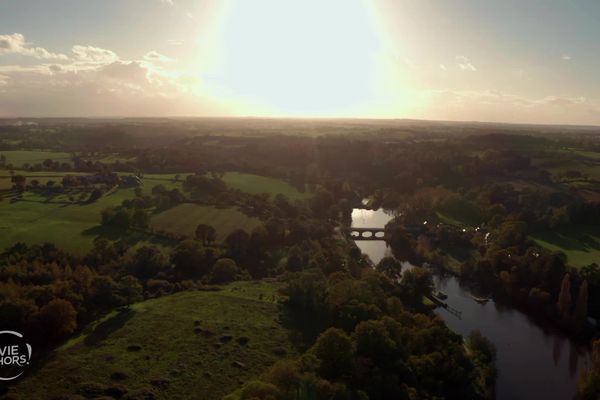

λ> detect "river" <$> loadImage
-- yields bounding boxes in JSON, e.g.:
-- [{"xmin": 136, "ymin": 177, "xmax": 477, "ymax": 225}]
[{"xmin": 351, "ymin": 208, "xmax": 592, "ymax": 400}]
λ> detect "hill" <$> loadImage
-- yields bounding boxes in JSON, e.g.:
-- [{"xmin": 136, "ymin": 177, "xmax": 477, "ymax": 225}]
[{"xmin": 8, "ymin": 281, "xmax": 297, "ymax": 400}]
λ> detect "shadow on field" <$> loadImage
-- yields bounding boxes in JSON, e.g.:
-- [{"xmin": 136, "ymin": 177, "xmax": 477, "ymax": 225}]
[
  {"xmin": 82, "ymin": 225, "xmax": 177, "ymax": 249},
  {"xmin": 82, "ymin": 225, "xmax": 125, "ymax": 240},
  {"xmin": 84, "ymin": 308, "xmax": 135, "ymax": 346},
  {"xmin": 535, "ymin": 229, "xmax": 600, "ymax": 252}
]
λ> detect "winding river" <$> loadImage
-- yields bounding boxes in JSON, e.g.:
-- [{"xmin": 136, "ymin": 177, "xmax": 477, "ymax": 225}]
[{"xmin": 351, "ymin": 208, "xmax": 592, "ymax": 400}]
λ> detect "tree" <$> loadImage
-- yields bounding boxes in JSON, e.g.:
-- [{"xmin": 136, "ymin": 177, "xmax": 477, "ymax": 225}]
[
  {"xmin": 386, "ymin": 226, "xmax": 415, "ymax": 260},
  {"xmin": 209, "ymin": 258, "xmax": 239, "ymax": 284},
  {"xmin": 195, "ymin": 224, "xmax": 217, "ymax": 245},
  {"xmin": 11, "ymin": 174, "xmax": 26, "ymax": 192},
  {"xmin": 118, "ymin": 275, "xmax": 143, "ymax": 306},
  {"xmin": 131, "ymin": 209, "xmax": 149, "ymax": 229},
  {"xmin": 88, "ymin": 188, "xmax": 103, "ymax": 202},
  {"xmin": 33, "ymin": 299, "xmax": 77, "ymax": 342},
  {"xmin": 574, "ymin": 280, "xmax": 589, "ymax": 331},
  {"xmin": 312, "ymin": 328, "xmax": 354, "ymax": 380},
  {"xmin": 557, "ymin": 273, "xmax": 572, "ymax": 320},
  {"xmin": 89, "ymin": 275, "xmax": 119, "ymax": 310},
  {"xmin": 225, "ymin": 229, "xmax": 250, "ymax": 259},
  {"xmin": 111, "ymin": 209, "xmax": 131, "ymax": 229},
  {"xmin": 171, "ymin": 240, "xmax": 213, "ymax": 279},
  {"xmin": 284, "ymin": 268, "xmax": 328, "ymax": 311},
  {"xmin": 398, "ymin": 268, "xmax": 433, "ymax": 307},
  {"xmin": 578, "ymin": 340, "xmax": 600, "ymax": 399},
  {"xmin": 129, "ymin": 245, "xmax": 168, "ymax": 279},
  {"xmin": 376, "ymin": 257, "xmax": 403, "ymax": 283},
  {"xmin": 468, "ymin": 330, "xmax": 496, "ymax": 364},
  {"xmin": 353, "ymin": 319, "xmax": 398, "ymax": 364}
]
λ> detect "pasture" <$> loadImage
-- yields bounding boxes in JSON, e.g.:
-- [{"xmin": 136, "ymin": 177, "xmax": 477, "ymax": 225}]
[
  {"xmin": 0, "ymin": 150, "xmax": 72, "ymax": 167},
  {"xmin": 151, "ymin": 203, "xmax": 261, "ymax": 241},
  {"xmin": 531, "ymin": 227, "xmax": 600, "ymax": 268},
  {"xmin": 10, "ymin": 281, "xmax": 297, "ymax": 400},
  {"xmin": 221, "ymin": 172, "xmax": 311, "ymax": 201},
  {"xmin": 0, "ymin": 187, "xmax": 138, "ymax": 253}
]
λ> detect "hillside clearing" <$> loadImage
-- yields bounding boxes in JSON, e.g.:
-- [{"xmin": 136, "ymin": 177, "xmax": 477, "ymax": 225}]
[{"xmin": 10, "ymin": 281, "xmax": 298, "ymax": 400}]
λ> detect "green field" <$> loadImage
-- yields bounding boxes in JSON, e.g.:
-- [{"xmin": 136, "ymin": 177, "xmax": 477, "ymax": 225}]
[
  {"xmin": 140, "ymin": 173, "xmax": 191, "ymax": 194},
  {"xmin": 0, "ymin": 170, "xmax": 300, "ymax": 253},
  {"xmin": 0, "ymin": 150, "xmax": 72, "ymax": 167},
  {"xmin": 99, "ymin": 154, "xmax": 136, "ymax": 164},
  {"xmin": 10, "ymin": 281, "xmax": 297, "ymax": 400},
  {"xmin": 151, "ymin": 203, "xmax": 261, "ymax": 241},
  {"xmin": 222, "ymin": 172, "xmax": 311, "ymax": 201},
  {"xmin": 532, "ymin": 227, "xmax": 600, "ymax": 268},
  {"xmin": 0, "ymin": 187, "xmax": 139, "ymax": 253}
]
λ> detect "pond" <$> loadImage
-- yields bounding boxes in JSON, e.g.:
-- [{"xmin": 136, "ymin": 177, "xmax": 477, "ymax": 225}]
[{"xmin": 351, "ymin": 207, "xmax": 592, "ymax": 400}]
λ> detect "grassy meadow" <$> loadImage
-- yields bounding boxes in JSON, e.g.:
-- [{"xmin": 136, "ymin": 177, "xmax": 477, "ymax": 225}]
[
  {"xmin": 151, "ymin": 203, "xmax": 261, "ymax": 241},
  {"xmin": 0, "ymin": 150, "xmax": 73, "ymax": 167},
  {"xmin": 531, "ymin": 227, "xmax": 600, "ymax": 269},
  {"xmin": 0, "ymin": 187, "xmax": 138, "ymax": 253},
  {"xmin": 221, "ymin": 172, "xmax": 310, "ymax": 201},
  {"xmin": 9, "ymin": 281, "xmax": 298, "ymax": 400}
]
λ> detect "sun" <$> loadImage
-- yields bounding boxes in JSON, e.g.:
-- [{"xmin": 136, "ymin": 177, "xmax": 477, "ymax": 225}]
[{"xmin": 204, "ymin": 0, "xmax": 385, "ymax": 116}]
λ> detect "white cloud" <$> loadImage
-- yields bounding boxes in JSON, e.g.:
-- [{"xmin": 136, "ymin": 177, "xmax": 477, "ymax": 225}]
[
  {"xmin": 160, "ymin": 0, "xmax": 175, "ymax": 5},
  {"xmin": 456, "ymin": 55, "xmax": 477, "ymax": 71},
  {"xmin": 419, "ymin": 89, "xmax": 600, "ymax": 124},
  {"xmin": 562, "ymin": 54, "xmax": 572, "ymax": 61},
  {"xmin": 167, "ymin": 39, "xmax": 183, "ymax": 46},
  {"xmin": 0, "ymin": 33, "xmax": 68, "ymax": 60},
  {"xmin": 439, "ymin": 64, "xmax": 447, "ymax": 71},
  {"xmin": 72, "ymin": 45, "xmax": 119, "ymax": 64},
  {"xmin": 143, "ymin": 51, "xmax": 174, "ymax": 63}
]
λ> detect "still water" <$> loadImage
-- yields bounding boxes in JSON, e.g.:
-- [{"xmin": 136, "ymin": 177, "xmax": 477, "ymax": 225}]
[{"xmin": 351, "ymin": 208, "xmax": 592, "ymax": 400}]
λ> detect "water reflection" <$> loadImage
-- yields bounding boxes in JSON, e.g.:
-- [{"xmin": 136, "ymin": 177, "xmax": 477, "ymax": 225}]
[
  {"xmin": 434, "ymin": 275, "xmax": 591, "ymax": 400},
  {"xmin": 351, "ymin": 208, "xmax": 593, "ymax": 400},
  {"xmin": 350, "ymin": 208, "xmax": 395, "ymax": 265}
]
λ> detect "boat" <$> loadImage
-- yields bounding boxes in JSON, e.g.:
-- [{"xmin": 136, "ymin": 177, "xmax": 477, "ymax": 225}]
[{"xmin": 471, "ymin": 295, "xmax": 489, "ymax": 304}]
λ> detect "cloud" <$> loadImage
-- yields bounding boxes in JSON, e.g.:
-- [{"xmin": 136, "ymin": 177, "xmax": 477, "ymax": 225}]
[
  {"xmin": 535, "ymin": 95, "xmax": 586, "ymax": 106},
  {"xmin": 561, "ymin": 54, "xmax": 572, "ymax": 61},
  {"xmin": 143, "ymin": 51, "xmax": 174, "ymax": 63},
  {"xmin": 167, "ymin": 39, "xmax": 183, "ymax": 46},
  {"xmin": 0, "ymin": 33, "xmax": 68, "ymax": 60},
  {"xmin": 419, "ymin": 89, "xmax": 600, "ymax": 124},
  {"xmin": 456, "ymin": 55, "xmax": 477, "ymax": 71},
  {"xmin": 72, "ymin": 45, "xmax": 119, "ymax": 64},
  {"xmin": 160, "ymin": 0, "xmax": 175, "ymax": 5},
  {"xmin": 439, "ymin": 64, "xmax": 447, "ymax": 71}
]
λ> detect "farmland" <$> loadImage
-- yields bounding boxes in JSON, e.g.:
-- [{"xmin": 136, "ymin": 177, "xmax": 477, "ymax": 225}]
[
  {"xmin": 0, "ymin": 169, "xmax": 309, "ymax": 252},
  {"xmin": 221, "ymin": 172, "xmax": 310, "ymax": 201},
  {"xmin": 0, "ymin": 150, "xmax": 73, "ymax": 167},
  {"xmin": 0, "ymin": 187, "xmax": 138, "ymax": 253},
  {"xmin": 9, "ymin": 281, "xmax": 298, "ymax": 400},
  {"xmin": 150, "ymin": 203, "xmax": 261, "ymax": 241}
]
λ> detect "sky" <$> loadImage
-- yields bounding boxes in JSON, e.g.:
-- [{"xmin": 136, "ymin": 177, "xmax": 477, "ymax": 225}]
[{"xmin": 1, "ymin": 0, "xmax": 599, "ymax": 125}]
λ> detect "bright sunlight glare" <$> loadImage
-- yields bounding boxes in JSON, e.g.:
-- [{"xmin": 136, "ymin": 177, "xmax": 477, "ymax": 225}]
[{"xmin": 206, "ymin": 0, "xmax": 385, "ymax": 116}]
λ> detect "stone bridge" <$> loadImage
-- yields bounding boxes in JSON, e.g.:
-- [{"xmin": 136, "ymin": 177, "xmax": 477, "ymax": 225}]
[{"xmin": 349, "ymin": 227, "xmax": 387, "ymax": 241}]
